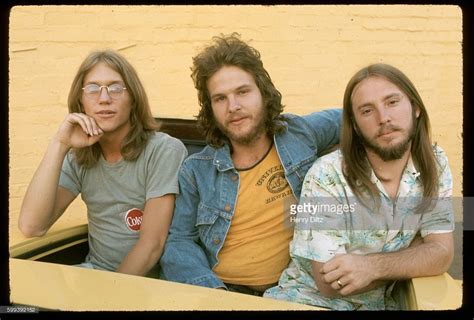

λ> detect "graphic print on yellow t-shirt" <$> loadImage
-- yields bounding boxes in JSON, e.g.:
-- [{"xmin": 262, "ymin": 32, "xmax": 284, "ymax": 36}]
[{"xmin": 213, "ymin": 144, "xmax": 297, "ymax": 286}]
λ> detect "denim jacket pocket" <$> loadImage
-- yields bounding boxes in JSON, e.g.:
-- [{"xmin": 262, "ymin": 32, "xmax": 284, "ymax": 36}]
[{"xmin": 196, "ymin": 202, "xmax": 230, "ymax": 246}]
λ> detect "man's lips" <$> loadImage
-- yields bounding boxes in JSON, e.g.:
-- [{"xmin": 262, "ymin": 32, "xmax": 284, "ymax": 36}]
[
  {"xmin": 96, "ymin": 110, "xmax": 116, "ymax": 115},
  {"xmin": 377, "ymin": 125, "xmax": 400, "ymax": 137},
  {"xmin": 95, "ymin": 110, "xmax": 116, "ymax": 118},
  {"xmin": 228, "ymin": 116, "xmax": 247, "ymax": 125},
  {"xmin": 378, "ymin": 130, "xmax": 396, "ymax": 137}
]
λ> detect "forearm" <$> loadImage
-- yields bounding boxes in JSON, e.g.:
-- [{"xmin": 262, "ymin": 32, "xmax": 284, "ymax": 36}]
[
  {"xmin": 116, "ymin": 238, "xmax": 165, "ymax": 276},
  {"xmin": 368, "ymin": 233, "xmax": 454, "ymax": 281},
  {"xmin": 313, "ymin": 233, "xmax": 452, "ymax": 298},
  {"xmin": 19, "ymin": 138, "xmax": 70, "ymax": 237}
]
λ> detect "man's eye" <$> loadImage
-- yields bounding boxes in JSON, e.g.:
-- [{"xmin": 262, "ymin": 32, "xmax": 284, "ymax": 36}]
[
  {"xmin": 109, "ymin": 85, "xmax": 122, "ymax": 93},
  {"xmin": 87, "ymin": 85, "xmax": 100, "ymax": 93}
]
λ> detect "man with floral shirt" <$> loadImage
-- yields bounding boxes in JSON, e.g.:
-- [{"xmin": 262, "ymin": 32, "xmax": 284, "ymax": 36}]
[{"xmin": 264, "ymin": 63, "xmax": 454, "ymax": 310}]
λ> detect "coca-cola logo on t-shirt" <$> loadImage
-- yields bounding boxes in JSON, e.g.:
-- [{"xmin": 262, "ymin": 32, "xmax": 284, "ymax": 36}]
[{"xmin": 125, "ymin": 208, "xmax": 144, "ymax": 231}]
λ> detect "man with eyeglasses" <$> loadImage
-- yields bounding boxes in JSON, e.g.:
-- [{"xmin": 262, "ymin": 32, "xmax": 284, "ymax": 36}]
[{"xmin": 19, "ymin": 50, "xmax": 187, "ymax": 277}]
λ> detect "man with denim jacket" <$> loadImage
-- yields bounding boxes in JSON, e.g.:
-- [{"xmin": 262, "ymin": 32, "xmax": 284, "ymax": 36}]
[{"xmin": 161, "ymin": 33, "xmax": 341, "ymax": 295}]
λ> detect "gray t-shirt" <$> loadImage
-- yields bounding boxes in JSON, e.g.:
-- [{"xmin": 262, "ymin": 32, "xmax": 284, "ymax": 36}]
[{"xmin": 59, "ymin": 132, "xmax": 187, "ymax": 271}]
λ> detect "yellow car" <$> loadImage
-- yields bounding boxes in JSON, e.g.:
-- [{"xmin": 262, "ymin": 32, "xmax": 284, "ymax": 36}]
[{"xmin": 8, "ymin": 118, "xmax": 462, "ymax": 311}]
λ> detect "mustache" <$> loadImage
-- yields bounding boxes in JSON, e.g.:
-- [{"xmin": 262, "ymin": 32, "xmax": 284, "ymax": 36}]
[
  {"xmin": 226, "ymin": 112, "xmax": 248, "ymax": 123},
  {"xmin": 377, "ymin": 124, "xmax": 402, "ymax": 137}
]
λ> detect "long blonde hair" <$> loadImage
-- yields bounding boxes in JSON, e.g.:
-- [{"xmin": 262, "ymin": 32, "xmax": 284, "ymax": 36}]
[{"xmin": 67, "ymin": 50, "xmax": 159, "ymax": 167}]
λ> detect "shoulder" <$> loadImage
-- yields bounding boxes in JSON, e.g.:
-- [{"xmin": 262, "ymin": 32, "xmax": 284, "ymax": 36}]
[
  {"xmin": 280, "ymin": 110, "xmax": 341, "ymax": 138},
  {"xmin": 432, "ymin": 144, "xmax": 447, "ymax": 159},
  {"xmin": 280, "ymin": 113, "xmax": 306, "ymax": 127},
  {"xmin": 147, "ymin": 132, "xmax": 187, "ymax": 154},
  {"xmin": 301, "ymin": 150, "xmax": 346, "ymax": 195},
  {"xmin": 306, "ymin": 149, "xmax": 343, "ymax": 181},
  {"xmin": 183, "ymin": 144, "xmax": 216, "ymax": 161},
  {"xmin": 432, "ymin": 144, "xmax": 449, "ymax": 169}
]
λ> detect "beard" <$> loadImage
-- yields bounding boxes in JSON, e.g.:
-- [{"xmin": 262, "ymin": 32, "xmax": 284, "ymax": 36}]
[
  {"xmin": 358, "ymin": 120, "xmax": 416, "ymax": 161},
  {"xmin": 215, "ymin": 109, "xmax": 268, "ymax": 146}
]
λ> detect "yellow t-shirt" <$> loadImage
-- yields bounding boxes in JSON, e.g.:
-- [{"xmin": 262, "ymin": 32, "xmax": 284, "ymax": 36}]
[{"xmin": 213, "ymin": 144, "xmax": 296, "ymax": 286}]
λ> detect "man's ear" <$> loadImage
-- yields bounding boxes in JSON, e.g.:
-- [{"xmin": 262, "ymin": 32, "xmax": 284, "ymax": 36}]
[{"xmin": 415, "ymin": 106, "xmax": 420, "ymax": 119}]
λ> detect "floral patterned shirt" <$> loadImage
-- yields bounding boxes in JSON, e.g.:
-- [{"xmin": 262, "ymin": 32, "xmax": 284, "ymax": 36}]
[{"xmin": 264, "ymin": 146, "xmax": 454, "ymax": 310}]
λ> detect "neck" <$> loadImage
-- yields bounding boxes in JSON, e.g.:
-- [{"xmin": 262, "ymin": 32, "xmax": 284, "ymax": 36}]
[
  {"xmin": 99, "ymin": 124, "xmax": 131, "ymax": 163},
  {"xmin": 230, "ymin": 133, "xmax": 272, "ymax": 169},
  {"xmin": 366, "ymin": 148, "xmax": 411, "ymax": 180},
  {"xmin": 366, "ymin": 147, "xmax": 411, "ymax": 199}
]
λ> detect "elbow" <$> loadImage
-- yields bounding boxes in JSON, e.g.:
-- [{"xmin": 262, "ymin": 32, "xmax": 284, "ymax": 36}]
[
  {"xmin": 438, "ymin": 238, "xmax": 455, "ymax": 274},
  {"xmin": 440, "ymin": 249, "xmax": 454, "ymax": 274},
  {"xmin": 430, "ymin": 241, "xmax": 455, "ymax": 275},
  {"xmin": 18, "ymin": 220, "xmax": 47, "ymax": 238}
]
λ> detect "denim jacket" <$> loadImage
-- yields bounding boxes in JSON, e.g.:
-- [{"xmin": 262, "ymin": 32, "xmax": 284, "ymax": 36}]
[{"xmin": 160, "ymin": 109, "xmax": 342, "ymax": 289}]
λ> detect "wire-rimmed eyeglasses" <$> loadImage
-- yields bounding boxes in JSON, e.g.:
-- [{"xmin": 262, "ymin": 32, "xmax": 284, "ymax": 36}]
[{"xmin": 82, "ymin": 84, "xmax": 127, "ymax": 99}]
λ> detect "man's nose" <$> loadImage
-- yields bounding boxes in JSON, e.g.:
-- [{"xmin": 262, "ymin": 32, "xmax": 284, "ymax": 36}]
[
  {"xmin": 228, "ymin": 95, "xmax": 241, "ymax": 112},
  {"xmin": 98, "ymin": 86, "xmax": 111, "ymax": 103},
  {"xmin": 378, "ymin": 106, "xmax": 391, "ymax": 124}
]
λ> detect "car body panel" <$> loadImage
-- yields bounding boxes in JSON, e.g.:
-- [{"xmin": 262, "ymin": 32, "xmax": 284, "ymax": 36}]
[
  {"xmin": 410, "ymin": 274, "xmax": 462, "ymax": 310},
  {"xmin": 9, "ymin": 258, "xmax": 320, "ymax": 311},
  {"xmin": 8, "ymin": 118, "xmax": 462, "ymax": 311},
  {"xmin": 8, "ymin": 222, "xmax": 462, "ymax": 311}
]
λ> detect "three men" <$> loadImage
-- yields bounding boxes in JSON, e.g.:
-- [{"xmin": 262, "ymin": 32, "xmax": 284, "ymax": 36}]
[
  {"xmin": 264, "ymin": 63, "xmax": 454, "ymax": 309},
  {"xmin": 160, "ymin": 33, "xmax": 341, "ymax": 294},
  {"xmin": 19, "ymin": 50, "xmax": 187, "ymax": 276}
]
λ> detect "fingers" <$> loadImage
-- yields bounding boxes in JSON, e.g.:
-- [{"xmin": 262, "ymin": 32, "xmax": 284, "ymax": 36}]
[
  {"xmin": 331, "ymin": 277, "xmax": 348, "ymax": 291},
  {"xmin": 319, "ymin": 255, "xmax": 352, "ymax": 295},
  {"xmin": 321, "ymin": 267, "xmax": 344, "ymax": 285},
  {"xmin": 319, "ymin": 255, "xmax": 344, "ymax": 283},
  {"xmin": 67, "ymin": 113, "xmax": 103, "ymax": 136}
]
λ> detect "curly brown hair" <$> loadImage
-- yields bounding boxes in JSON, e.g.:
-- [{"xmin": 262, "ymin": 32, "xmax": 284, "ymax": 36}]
[{"xmin": 192, "ymin": 33, "xmax": 286, "ymax": 148}]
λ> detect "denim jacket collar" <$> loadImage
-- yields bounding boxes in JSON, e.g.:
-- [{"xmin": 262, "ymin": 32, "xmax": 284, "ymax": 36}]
[{"xmin": 213, "ymin": 144, "xmax": 235, "ymax": 172}]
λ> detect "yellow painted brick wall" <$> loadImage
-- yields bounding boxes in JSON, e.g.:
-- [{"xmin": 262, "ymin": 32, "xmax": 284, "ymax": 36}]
[{"xmin": 9, "ymin": 5, "xmax": 463, "ymax": 241}]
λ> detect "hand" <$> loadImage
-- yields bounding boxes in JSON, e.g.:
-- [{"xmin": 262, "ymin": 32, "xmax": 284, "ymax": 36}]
[
  {"xmin": 55, "ymin": 113, "xmax": 104, "ymax": 149},
  {"xmin": 319, "ymin": 254, "xmax": 375, "ymax": 296}
]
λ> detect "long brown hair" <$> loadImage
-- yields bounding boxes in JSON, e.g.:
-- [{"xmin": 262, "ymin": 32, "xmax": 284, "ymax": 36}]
[
  {"xmin": 192, "ymin": 33, "xmax": 286, "ymax": 148},
  {"xmin": 67, "ymin": 50, "xmax": 159, "ymax": 167},
  {"xmin": 341, "ymin": 63, "xmax": 439, "ymax": 212}
]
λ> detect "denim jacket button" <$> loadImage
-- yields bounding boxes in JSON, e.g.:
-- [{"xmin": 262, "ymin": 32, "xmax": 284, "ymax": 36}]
[
  {"xmin": 224, "ymin": 204, "xmax": 231, "ymax": 212},
  {"xmin": 213, "ymin": 238, "xmax": 221, "ymax": 245},
  {"xmin": 231, "ymin": 175, "xmax": 238, "ymax": 182}
]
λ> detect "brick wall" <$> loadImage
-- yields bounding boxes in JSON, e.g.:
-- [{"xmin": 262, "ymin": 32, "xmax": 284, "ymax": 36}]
[{"xmin": 9, "ymin": 5, "xmax": 463, "ymax": 239}]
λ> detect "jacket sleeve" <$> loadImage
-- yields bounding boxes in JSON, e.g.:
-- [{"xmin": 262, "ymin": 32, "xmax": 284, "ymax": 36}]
[
  {"xmin": 160, "ymin": 160, "xmax": 225, "ymax": 289},
  {"xmin": 302, "ymin": 108, "xmax": 342, "ymax": 155}
]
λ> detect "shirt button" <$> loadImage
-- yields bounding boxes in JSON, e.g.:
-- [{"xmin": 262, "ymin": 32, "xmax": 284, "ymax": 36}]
[
  {"xmin": 213, "ymin": 238, "xmax": 221, "ymax": 245},
  {"xmin": 224, "ymin": 204, "xmax": 231, "ymax": 212},
  {"xmin": 231, "ymin": 175, "xmax": 238, "ymax": 181}
]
